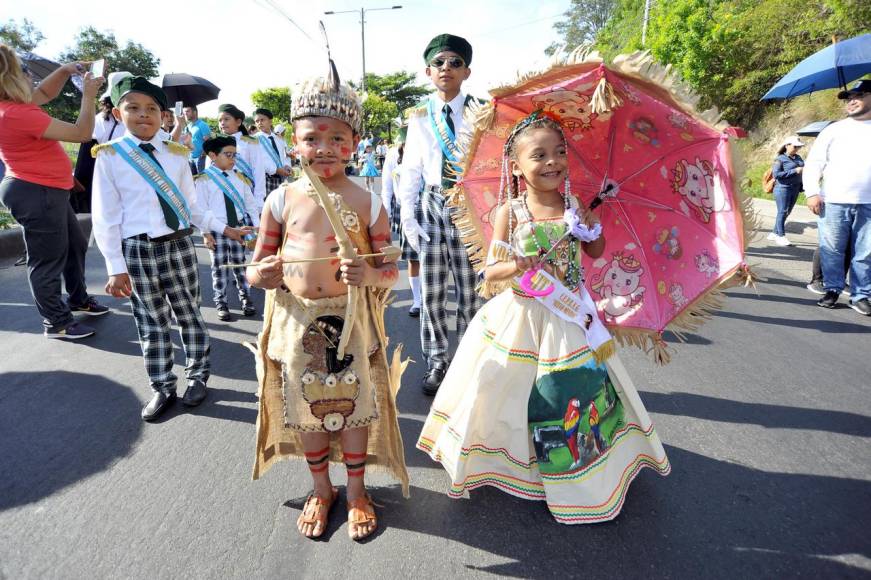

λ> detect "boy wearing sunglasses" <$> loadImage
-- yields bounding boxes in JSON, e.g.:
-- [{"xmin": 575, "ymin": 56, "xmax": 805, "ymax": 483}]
[
  {"xmin": 396, "ymin": 33, "xmax": 483, "ymax": 395},
  {"xmin": 197, "ymin": 136, "xmax": 261, "ymax": 321}
]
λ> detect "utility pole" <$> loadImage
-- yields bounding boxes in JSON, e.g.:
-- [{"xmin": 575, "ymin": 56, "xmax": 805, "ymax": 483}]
[
  {"xmin": 642, "ymin": 0, "xmax": 652, "ymax": 46},
  {"xmin": 324, "ymin": 5, "xmax": 403, "ymax": 95}
]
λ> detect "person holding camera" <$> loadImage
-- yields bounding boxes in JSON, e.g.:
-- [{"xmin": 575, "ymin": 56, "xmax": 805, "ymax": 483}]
[{"xmin": 0, "ymin": 45, "xmax": 109, "ymax": 339}]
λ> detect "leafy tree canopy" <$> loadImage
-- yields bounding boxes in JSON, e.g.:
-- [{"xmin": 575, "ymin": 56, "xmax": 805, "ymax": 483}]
[
  {"xmin": 0, "ymin": 18, "xmax": 45, "ymax": 52},
  {"xmin": 546, "ymin": 0, "xmax": 616, "ymax": 56},
  {"xmin": 251, "ymin": 86, "xmax": 291, "ymax": 126}
]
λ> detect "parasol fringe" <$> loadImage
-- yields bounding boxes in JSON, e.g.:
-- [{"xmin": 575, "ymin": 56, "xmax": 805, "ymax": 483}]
[{"xmin": 590, "ymin": 74, "xmax": 623, "ymax": 115}]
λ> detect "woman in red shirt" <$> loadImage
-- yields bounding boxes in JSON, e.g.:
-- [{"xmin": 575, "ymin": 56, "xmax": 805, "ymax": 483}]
[{"xmin": 0, "ymin": 44, "xmax": 108, "ymax": 339}]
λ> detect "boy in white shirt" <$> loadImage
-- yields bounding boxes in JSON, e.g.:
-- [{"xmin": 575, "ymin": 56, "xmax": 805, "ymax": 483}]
[
  {"xmin": 92, "ymin": 77, "xmax": 252, "ymax": 421},
  {"xmin": 196, "ymin": 136, "xmax": 261, "ymax": 321}
]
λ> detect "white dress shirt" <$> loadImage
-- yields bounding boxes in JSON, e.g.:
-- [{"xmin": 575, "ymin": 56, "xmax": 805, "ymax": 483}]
[
  {"xmin": 380, "ymin": 146, "xmax": 401, "ymax": 211},
  {"xmin": 195, "ymin": 168, "xmax": 261, "ymax": 230},
  {"xmin": 802, "ymin": 118, "xmax": 871, "ymax": 204},
  {"xmin": 92, "ymin": 131, "xmax": 227, "ymax": 276},
  {"xmin": 231, "ymin": 131, "xmax": 271, "ymax": 204},
  {"xmin": 396, "ymin": 92, "xmax": 471, "ymax": 222},
  {"xmin": 255, "ymin": 130, "xmax": 289, "ymax": 172},
  {"xmin": 92, "ymin": 113, "xmax": 121, "ymax": 144}
]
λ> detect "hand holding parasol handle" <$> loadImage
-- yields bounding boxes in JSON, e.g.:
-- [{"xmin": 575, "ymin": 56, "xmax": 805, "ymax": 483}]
[{"xmin": 589, "ymin": 180, "xmax": 619, "ymax": 210}]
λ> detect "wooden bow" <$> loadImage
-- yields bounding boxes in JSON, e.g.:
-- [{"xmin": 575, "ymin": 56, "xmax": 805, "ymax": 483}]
[{"xmin": 300, "ymin": 158, "xmax": 358, "ymax": 359}]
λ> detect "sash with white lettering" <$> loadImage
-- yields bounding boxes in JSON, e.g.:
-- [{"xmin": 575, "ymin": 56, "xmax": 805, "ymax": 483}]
[
  {"xmin": 234, "ymin": 151, "xmax": 255, "ymax": 186},
  {"xmin": 427, "ymin": 98, "xmax": 464, "ymax": 175},
  {"xmin": 258, "ymin": 134, "xmax": 282, "ymax": 170},
  {"xmin": 112, "ymin": 137, "xmax": 191, "ymax": 229},
  {"xmin": 521, "ymin": 267, "xmax": 613, "ymax": 361},
  {"xmin": 205, "ymin": 165, "xmax": 247, "ymax": 222}
]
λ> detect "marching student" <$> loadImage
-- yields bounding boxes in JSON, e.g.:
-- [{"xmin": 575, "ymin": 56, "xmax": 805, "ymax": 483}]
[
  {"xmin": 217, "ymin": 103, "xmax": 274, "ymax": 212},
  {"xmin": 396, "ymin": 33, "xmax": 483, "ymax": 395},
  {"xmin": 92, "ymin": 77, "xmax": 252, "ymax": 421},
  {"xmin": 196, "ymin": 135, "xmax": 261, "ymax": 321},
  {"xmin": 253, "ymin": 107, "xmax": 292, "ymax": 192}
]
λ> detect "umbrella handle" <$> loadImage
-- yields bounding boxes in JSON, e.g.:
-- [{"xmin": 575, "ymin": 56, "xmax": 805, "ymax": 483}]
[{"xmin": 519, "ymin": 267, "xmax": 555, "ymax": 297}]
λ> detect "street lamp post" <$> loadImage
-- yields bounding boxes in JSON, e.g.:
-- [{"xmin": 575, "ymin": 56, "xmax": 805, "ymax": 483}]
[{"xmin": 324, "ymin": 5, "xmax": 402, "ymax": 95}]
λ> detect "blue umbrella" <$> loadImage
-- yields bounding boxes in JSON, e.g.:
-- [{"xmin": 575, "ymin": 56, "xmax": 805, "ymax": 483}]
[
  {"xmin": 795, "ymin": 120, "xmax": 834, "ymax": 137},
  {"xmin": 762, "ymin": 33, "xmax": 871, "ymax": 100}
]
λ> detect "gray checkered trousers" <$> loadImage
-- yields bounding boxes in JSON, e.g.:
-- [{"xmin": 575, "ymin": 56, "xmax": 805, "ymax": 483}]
[
  {"xmin": 122, "ymin": 235, "xmax": 210, "ymax": 393},
  {"xmin": 419, "ymin": 187, "xmax": 482, "ymax": 369},
  {"xmin": 208, "ymin": 232, "xmax": 251, "ymax": 308}
]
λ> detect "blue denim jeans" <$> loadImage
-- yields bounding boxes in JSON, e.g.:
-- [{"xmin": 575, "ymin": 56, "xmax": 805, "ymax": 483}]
[
  {"xmin": 773, "ymin": 185, "xmax": 800, "ymax": 236},
  {"xmin": 818, "ymin": 202, "xmax": 871, "ymax": 300}
]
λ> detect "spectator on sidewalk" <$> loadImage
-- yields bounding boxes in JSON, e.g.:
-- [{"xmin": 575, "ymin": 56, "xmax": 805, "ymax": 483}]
[
  {"xmin": 0, "ymin": 45, "xmax": 109, "ymax": 339},
  {"xmin": 767, "ymin": 136, "xmax": 805, "ymax": 247},
  {"xmin": 182, "ymin": 104, "xmax": 212, "ymax": 174},
  {"xmin": 803, "ymin": 80, "xmax": 871, "ymax": 315}
]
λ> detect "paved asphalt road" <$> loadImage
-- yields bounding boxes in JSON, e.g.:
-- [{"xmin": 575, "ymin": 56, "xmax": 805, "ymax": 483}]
[{"xmin": 1, "ymin": 186, "xmax": 869, "ymax": 579}]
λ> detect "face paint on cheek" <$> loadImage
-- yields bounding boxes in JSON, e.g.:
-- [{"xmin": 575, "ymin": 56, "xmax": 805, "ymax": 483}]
[{"xmin": 340, "ymin": 146, "xmax": 350, "ymax": 156}]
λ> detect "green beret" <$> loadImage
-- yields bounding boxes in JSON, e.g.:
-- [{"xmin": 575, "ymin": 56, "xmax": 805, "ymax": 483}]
[
  {"xmin": 423, "ymin": 34, "xmax": 472, "ymax": 66},
  {"xmin": 112, "ymin": 76, "xmax": 168, "ymax": 111},
  {"xmin": 218, "ymin": 103, "xmax": 245, "ymax": 120}
]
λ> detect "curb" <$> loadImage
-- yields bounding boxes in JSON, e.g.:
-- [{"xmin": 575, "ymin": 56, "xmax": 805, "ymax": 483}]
[{"xmin": 0, "ymin": 214, "xmax": 92, "ymax": 260}]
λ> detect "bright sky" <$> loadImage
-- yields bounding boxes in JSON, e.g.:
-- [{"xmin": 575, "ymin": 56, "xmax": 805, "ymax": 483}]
[{"xmin": 7, "ymin": 0, "xmax": 570, "ymax": 118}]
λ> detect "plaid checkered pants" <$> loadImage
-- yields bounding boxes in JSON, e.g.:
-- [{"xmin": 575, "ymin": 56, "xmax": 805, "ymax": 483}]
[
  {"xmin": 265, "ymin": 174, "xmax": 284, "ymax": 195},
  {"xmin": 208, "ymin": 232, "xmax": 250, "ymax": 307},
  {"xmin": 122, "ymin": 235, "xmax": 210, "ymax": 393},
  {"xmin": 419, "ymin": 188, "xmax": 482, "ymax": 369}
]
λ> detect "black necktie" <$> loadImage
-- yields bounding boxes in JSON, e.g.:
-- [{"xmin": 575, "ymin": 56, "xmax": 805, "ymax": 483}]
[
  {"xmin": 221, "ymin": 171, "xmax": 239, "ymax": 227},
  {"xmin": 268, "ymin": 136, "xmax": 281, "ymax": 162},
  {"xmin": 441, "ymin": 104, "xmax": 455, "ymax": 188},
  {"xmin": 138, "ymin": 142, "xmax": 179, "ymax": 230}
]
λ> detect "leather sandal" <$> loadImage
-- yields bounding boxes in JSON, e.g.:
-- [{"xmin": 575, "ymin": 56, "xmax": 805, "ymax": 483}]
[
  {"xmin": 346, "ymin": 493, "xmax": 378, "ymax": 541},
  {"xmin": 297, "ymin": 487, "xmax": 338, "ymax": 539}
]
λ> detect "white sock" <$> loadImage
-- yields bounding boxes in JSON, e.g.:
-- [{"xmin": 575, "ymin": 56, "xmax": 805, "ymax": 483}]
[{"xmin": 409, "ymin": 275, "xmax": 421, "ymax": 307}]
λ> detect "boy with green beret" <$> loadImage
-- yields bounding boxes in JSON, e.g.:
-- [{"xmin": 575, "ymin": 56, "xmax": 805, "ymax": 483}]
[
  {"xmin": 396, "ymin": 33, "xmax": 483, "ymax": 396},
  {"xmin": 92, "ymin": 76, "xmax": 252, "ymax": 421}
]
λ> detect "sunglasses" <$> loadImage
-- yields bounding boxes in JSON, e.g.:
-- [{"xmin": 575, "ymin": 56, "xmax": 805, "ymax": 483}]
[{"xmin": 429, "ymin": 56, "xmax": 465, "ymax": 70}]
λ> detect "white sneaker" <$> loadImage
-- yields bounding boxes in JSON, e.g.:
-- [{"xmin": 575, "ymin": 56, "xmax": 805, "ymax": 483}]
[
  {"xmin": 766, "ymin": 232, "xmax": 778, "ymax": 241},
  {"xmin": 775, "ymin": 235, "xmax": 792, "ymax": 246}
]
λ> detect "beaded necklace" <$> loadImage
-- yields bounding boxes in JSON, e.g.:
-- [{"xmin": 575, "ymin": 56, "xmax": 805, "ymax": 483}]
[{"xmin": 519, "ymin": 193, "xmax": 582, "ymax": 291}]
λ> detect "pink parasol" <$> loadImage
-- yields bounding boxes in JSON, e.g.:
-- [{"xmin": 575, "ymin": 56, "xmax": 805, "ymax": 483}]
[{"xmin": 449, "ymin": 50, "xmax": 757, "ymax": 363}]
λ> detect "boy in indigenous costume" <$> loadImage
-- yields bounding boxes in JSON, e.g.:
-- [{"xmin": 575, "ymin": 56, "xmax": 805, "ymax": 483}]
[
  {"xmin": 247, "ymin": 58, "xmax": 409, "ymax": 541},
  {"xmin": 91, "ymin": 77, "xmax": 252, "ymax": 421}
]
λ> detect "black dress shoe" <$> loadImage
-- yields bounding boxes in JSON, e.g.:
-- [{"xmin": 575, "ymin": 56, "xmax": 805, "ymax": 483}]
[
  {"xmin": 408, "ymin": 306, "xmax": 420, "ymax": 318},
  {"xmin": 217, "ymin": 306, "xmax": 232, "ymax": 321},
  {"xmin": 141, "ymin": 390, "xmax": 177, "ymax": 421},
  {"xmin": 182, "ymin": 379, "xmax": 208, "ymax": 407},
  {"xmin": 242, "ymin": 299, "xmax": 256, "ymax": 316},
  {"xmin": 422, "ymin": 367, "xmax": 446, "ymax": 396}
]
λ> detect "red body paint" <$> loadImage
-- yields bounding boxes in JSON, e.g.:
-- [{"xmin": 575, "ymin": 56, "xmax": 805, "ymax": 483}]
[
  {"xmin": 370, "ymin": 232, "xmax": 391, "ymax": 242},
  {"xmin": 317, "ymin": 124, "xmax": 329, "ymax": 132},
  {"xmin": 340, "ymin": 146, "xmax": 350, "ymax": 156},
  {"xmin": 323, "ymin": 167, "xmax": 333, "ymax": 177}
]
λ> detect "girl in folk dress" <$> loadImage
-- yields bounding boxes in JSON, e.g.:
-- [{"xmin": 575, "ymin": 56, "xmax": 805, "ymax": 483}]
[
  {"xmin": 359, "ymin": 144, "xmax": 380, "ymax": 192},
  {"xmin": 416, "ymin": 112, "xmax": 670, "ymax": 524}
]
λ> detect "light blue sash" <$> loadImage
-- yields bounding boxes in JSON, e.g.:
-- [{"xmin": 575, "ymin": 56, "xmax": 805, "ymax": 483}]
[
  {"xmin": 235, "ymin": 153, "xmax": 255, "ymax": 186},
  {"xmin": 112, "ymin": 137, "xmax": 191, "ymax": 228},
  {"xmin": 258, "ymin": 134, "xmax": 282, "ymax": 169},
  {"xmin": 205, "ymin": 166, "xmax": 246, "ymax": 221}
]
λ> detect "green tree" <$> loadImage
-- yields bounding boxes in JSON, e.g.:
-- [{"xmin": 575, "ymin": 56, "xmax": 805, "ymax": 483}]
[
  {"xmin": 43, "ymin": 27, "xmax": 160, "ymax": 122},
  {"xmin": 250, "ymin": 86, "xmax": 291, "ymax": 125},
  {"xmin": 361, "ymin": 93, "xmax": 399, "ymax": 137},
  {"xmin": 353, "ymin": 71, "xmax": 431, "ymax": 115},
  {"xmin": 546, "ymin": 0, "xmax": 616, "ymax": 55},
  {"xmin": 0, "ymin": 18, "xmax": 45, "ymax": 52}
]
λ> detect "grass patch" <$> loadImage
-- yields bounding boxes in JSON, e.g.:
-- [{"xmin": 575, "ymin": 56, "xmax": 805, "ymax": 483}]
[{"xmin": 0, "ymin": 206, "xmax": 18, "ymax": 230}]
